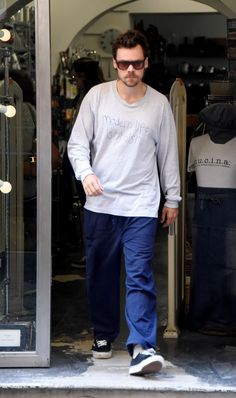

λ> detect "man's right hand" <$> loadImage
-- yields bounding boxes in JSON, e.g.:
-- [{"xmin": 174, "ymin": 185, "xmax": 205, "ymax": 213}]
[{"xmin": 82, "ymin": 174, "xmax": 104, "ymax": 196}]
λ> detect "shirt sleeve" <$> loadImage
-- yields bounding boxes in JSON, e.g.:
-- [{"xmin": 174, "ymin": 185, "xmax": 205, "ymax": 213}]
[
  {"xmin": 67, "ymin": 91, "xmax": 94, "ymax": 182},
  {"xmin": 156, "ymin": 99, "xmax": 181, "ymax": 208}
]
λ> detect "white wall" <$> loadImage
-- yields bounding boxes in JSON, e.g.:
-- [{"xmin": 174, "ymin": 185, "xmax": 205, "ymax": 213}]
[
  {"xmin": 50, "ymin": 0, "xmax": 220, "ymax": 74},
  {"xmin": 50, "ymin": 0, "xmax": 236, "ymax": 75},
  {"xmin": 117, "ymin": 0, "xmax": 216, "ymax": 13},
  {"xmin": 50, "ymin": 0, "xmax": 135, "ymax": 74},
  {"xmin": 69, "ymin": 10, "xmax": 131, "ymax": 81}
]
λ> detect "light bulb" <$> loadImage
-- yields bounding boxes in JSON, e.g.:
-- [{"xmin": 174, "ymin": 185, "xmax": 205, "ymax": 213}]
[
  {"xmin": 5, "ymin": 105, "xmax": 16, "ymax": 118},
  {"xmin": 0, "ymin": 104, "xmax": 16, "ymax": 118},
  {"xmin": 0, "ymin": 180, "xmax": 12, "ymax": 194},
  {"xmin": 0, "ymin": 29, "xmax": 11, "ymax": 42}
]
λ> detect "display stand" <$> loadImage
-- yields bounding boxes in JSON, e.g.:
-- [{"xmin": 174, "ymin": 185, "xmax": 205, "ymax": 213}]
[{"xmin": 164, "ymin": 78, "xmax": 186, "ymax": 339}]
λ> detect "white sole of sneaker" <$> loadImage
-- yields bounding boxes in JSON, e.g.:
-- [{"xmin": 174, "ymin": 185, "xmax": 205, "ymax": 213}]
[
  {"xmin": 129, "ymin": 355, "xmax": 164, "ymax": 375},
  {"xmin": 92, "ymin": 350, "xmax": 112, "ymax": 359}
]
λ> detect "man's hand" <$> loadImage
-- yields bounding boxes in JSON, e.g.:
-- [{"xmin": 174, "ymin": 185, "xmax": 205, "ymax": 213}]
[
  {"xmin": 82, "ymin": 174, "xmax": 104, "ymax": 196},
  {"xmin": 160, "ymin": 206, "xmax": 179, "ymax": 228}
]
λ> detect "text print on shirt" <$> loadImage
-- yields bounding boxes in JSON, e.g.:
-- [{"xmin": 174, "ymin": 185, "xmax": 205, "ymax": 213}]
[
  {"xmin": 104, "ymin": 114, "xmax": 151, "ymax": 145},
  {"xmin": 194, "ymin": 157, "xmax": 231, "ymax": 168}
]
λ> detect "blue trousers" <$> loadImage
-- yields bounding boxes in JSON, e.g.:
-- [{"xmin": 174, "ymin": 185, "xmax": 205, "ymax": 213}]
[{"xmin": 83, "ymin": 209, "xmax": 158, "ymax": 354}]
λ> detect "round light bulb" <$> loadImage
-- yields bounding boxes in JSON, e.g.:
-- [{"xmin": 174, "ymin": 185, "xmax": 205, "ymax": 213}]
[
  {"xmin": 5, "ymin": 105, "xmax": 16, "ymax": 118},
  {"xmin": 0, "ymin": 181, "xmax": 12, "ymax": 194},
  {"xmin": 0, "ymin": 29, "xmax": 11, "ymax": 42}
]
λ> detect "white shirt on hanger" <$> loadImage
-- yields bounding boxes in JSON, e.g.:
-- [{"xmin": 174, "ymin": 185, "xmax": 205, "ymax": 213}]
[{"xmin": 188, "ymin": 133, "xmax": 236, "ymax": 188}]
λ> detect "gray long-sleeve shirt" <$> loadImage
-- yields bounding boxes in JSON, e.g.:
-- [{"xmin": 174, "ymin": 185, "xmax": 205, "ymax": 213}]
[{"xmin": 68, "ymin": 80, "xmax": 181, "ymax": 217}]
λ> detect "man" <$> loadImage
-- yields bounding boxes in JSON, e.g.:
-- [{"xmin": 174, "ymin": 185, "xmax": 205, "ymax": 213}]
[{"xmin": 68, "ymin": 30, "xmax": 181, "ymax": 376}]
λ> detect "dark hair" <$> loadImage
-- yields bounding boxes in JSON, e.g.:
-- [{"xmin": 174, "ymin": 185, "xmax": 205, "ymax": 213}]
[
  {"xmin": 0, "ymin": 69, "xmax": 35, "ymax": 104},
  {"xmin": 112, "ymin": 29, "xmax": 149, "ymax": 59},
  {"xmin": 71, "ymin": 57, "xmax": 104, "ymax": 87}
]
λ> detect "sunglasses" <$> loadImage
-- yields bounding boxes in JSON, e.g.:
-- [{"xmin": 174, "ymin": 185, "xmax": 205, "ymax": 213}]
[{"xmin": 115, "ymin": 59, "xmax": 145, "ymax": 70}]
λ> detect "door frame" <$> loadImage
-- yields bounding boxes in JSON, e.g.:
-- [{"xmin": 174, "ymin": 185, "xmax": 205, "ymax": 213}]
[{"xmin": 0, "ymin": 0, "xmax": 51, "ymax": 367}]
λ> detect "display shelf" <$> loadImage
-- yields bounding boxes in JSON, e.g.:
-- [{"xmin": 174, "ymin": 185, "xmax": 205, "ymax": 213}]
[
  {"xmin": 0, "ymin": 18, "xmax": 35, "ymax": 77},
  {"xmin": 227, "ymin": 18, "xmax": 236, "ymax": 80}
]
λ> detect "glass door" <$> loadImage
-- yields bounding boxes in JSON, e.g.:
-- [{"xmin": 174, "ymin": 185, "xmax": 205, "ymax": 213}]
[{"xmin": 0, "ymin": 0, "xmax": 51, "ymax": 366}]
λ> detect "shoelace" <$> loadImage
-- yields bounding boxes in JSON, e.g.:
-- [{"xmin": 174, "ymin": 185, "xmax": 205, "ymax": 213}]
[
  {"xmin": 141, "ymin": 348, "xmax": 157, "ymax": 356},
  {"xmin": 96, "ymin": 339, "xmax": 108, "ymax": 347}
]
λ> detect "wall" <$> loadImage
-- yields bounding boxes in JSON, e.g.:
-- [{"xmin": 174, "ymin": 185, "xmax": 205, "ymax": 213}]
[
  {"xmin": 69, "ymin": 10, "xmax": 131, "ymax": 81},
  {"xmin": 49, "ymin": 0, "xmax": 135, "ymax": 74},
  {"xmin": 117, "ymin": 0, "xmax": 216, "ymax": 13},
  {"xmin": 50, "ymin": 0, "xmax": 222, "ymax": 74}
]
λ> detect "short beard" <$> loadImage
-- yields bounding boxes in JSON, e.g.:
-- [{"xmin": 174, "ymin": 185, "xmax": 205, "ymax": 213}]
[{"xmin": 122, "ymin": 76, "xmax": 140, "ymax": 87}]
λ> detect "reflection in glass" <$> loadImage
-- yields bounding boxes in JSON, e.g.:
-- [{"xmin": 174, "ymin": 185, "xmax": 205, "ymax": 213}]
[{"xmin": 0, "ymin": 1, "xmax": 36, "ymax": 352}]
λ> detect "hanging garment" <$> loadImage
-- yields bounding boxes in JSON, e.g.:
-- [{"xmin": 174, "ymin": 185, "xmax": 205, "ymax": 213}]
[{"xmin": 189, "ymin": 187, "xmax": 236, "ymax": 334}]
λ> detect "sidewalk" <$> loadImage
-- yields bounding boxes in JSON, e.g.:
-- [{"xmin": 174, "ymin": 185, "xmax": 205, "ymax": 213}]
[{"xmin": 0, "ymin": 328, "xmax": 235, "ymax": 396}]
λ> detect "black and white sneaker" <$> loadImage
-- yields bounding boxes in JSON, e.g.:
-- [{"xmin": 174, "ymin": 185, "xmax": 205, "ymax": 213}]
[
  {"xmin": 92, "ymin": 339, "xmax": 112, "ymax": 359},
  {"xmin": 129, "ymin": 348, "xmax": 164, "ymax": 376}
]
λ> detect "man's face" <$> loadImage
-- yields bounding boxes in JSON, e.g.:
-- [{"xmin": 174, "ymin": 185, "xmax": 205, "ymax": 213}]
[{"xmin": 113, "ymin": 44, "xmax": 148, "ymax": 87}]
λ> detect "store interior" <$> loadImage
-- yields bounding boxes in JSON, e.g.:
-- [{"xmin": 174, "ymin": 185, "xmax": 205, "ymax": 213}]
[
  {"xmin": 50, "ymin": 1, "xmax": 236, "ymax": 333},
  {"xmin": 0, "ymin": 0, "xmax": 236, "ymax": 390},
  {"xmin": 49, "ymin": 2, "xmax": 236, "ymax": 389}
]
